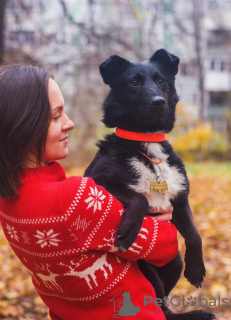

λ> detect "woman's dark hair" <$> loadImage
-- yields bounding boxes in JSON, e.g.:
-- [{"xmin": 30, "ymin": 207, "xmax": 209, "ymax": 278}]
[{"xmin": 0, "ymin": 62, "xmax": 53, "ymax": 198}]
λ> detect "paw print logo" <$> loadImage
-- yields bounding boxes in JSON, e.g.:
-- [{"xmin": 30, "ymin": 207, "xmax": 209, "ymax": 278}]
[{"xmin": 187, "ymin": 296, "xmax": 197, "ymax": 306}]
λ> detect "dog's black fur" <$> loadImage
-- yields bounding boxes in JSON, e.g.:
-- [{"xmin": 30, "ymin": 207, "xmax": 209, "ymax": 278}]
[{"xmin": 84, "ymin": 49, "xmax": 215, "ymax": 319}]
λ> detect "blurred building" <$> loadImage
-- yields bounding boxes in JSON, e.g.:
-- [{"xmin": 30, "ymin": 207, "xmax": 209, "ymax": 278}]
[
  {"xmin": 176, "ymin": 0, "xmax": 231, "ymax": 132},
  {"xmin": 204, "ymin": 1, "xmax": 231, "ymax": 133}
]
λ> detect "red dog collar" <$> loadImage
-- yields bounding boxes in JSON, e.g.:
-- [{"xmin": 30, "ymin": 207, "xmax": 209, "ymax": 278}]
[{"xmin": 116, "ymin": 128, "xmax": 166, "ymax": 142}]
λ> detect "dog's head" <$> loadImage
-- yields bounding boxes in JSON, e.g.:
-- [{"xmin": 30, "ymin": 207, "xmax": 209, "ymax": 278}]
[{"xmin": 99, "ymin": 49, "xmax": 180, "ymax": 133}]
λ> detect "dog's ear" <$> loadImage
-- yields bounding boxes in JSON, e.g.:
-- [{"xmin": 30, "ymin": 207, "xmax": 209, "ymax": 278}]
[
  {"xmin": 99, "ymin": 55, "xmax": 131, "ymax": 85},
  {"xmin": 150, "ymin": 49, "xmax": 180, "ymax": 76}
]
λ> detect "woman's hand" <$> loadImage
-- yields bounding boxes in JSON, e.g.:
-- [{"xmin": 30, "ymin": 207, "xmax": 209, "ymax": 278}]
[{"xmin": 148, "ymin": 206, "xmax": 173, "ymax": 222}]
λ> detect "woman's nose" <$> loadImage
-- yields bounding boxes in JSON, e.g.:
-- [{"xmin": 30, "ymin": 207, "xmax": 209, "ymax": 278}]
[{"xmin": 63, "ymin": 114, "xmax": 75, "ymax": 131}]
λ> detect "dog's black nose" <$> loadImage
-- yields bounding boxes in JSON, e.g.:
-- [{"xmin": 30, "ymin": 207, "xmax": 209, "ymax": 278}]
[{"xmin": 151, "ymin": 97, "xmax": 166, "ymax": 108}]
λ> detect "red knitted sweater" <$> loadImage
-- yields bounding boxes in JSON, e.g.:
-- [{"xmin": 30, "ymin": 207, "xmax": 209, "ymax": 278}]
[{"xmin": 0, "ymin": 161, "xmax": 178, "ymax": 320}]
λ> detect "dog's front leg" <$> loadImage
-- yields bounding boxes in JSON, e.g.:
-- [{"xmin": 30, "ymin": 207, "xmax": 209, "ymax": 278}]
[
  {"xmin": 105, "ymin": 187, "xmax": 149, "ymax": 252},
  {"xmin": 171, "ymin": 200, "xmax": 206, "ymax": 288}
]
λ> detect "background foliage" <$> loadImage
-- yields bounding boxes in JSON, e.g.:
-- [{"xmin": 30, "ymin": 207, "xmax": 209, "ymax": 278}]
[{"xmin": 169, "ymin": 104, "xmax": 230, "ymax": 161}]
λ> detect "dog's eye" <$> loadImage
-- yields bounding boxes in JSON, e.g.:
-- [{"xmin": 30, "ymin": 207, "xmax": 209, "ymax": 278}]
[
  {"xmin": 129, "ymin": 79, "xmax": 140, "ymax": 87},
  {"xmin": 157, "ymin": 78, "xmax": 166, "ymax": 85}
]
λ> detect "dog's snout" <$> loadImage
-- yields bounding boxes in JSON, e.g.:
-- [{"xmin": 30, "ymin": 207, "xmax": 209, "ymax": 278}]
[{"xmin": 151, "ymin": 97, "xmax": 166, "ymax": 108}]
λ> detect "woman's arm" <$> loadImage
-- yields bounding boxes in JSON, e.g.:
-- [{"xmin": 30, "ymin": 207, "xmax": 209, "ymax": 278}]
[{"xmin": 62, "ymin": 176, "xmax": 178, "ymax": 267}]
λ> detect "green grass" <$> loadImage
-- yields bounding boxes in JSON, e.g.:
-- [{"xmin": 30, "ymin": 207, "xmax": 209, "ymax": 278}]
[{"xmin": 185, "ymin": 161, "xmax": 231, "ymax": 177}]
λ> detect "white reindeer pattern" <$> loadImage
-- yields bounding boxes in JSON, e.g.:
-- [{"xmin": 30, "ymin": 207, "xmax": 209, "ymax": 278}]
[
  {"xmin": 59, "ymin": 253, "xmax": 113, "ymax": 290},
  {"xmin": 128, "ymin": 227, "xmax": 149, "ymax": 253},
  {"xmin": 29, "ymin": 264, "xmax": 63, "ymax": 293}
]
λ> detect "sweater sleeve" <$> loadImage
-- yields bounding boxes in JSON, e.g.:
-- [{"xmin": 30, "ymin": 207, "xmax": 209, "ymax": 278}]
[{"xmin": 62, "ymin": 176, "xmax": 178, "ymax": 267}]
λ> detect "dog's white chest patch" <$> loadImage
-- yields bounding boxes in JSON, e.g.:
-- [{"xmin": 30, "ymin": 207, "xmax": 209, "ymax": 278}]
[{"xmin": 128, "ymin": 143, "xmax": 186, "ymax": 209}]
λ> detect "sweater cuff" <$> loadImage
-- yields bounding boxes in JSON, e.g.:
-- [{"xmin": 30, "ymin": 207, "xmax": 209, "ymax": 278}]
[{"xmin": 146, "ymin": 221, "xmax": 178, "ymax": 266}]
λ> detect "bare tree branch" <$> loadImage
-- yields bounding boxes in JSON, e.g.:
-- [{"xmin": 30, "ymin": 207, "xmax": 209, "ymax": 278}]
[
  {"xmin": 58, "ymin": 0, "xmax": 95, "ymax": 44},
  {"xmin": 192, "ymin": 0, "xmax": 207, "ymax": 120},
  {"xmin": 58, "ymin": 0, "xmax": 143, "ymax": 59}
]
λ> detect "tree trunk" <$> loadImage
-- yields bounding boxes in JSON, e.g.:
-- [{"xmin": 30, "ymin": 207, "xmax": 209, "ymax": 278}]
[
  {"xmin": 192, "ymin": 0, "xmax": 207, "ymax": 121},
  {"xmin": 0, "ymin": 0, "xmax": 7, "ymax": 63}
]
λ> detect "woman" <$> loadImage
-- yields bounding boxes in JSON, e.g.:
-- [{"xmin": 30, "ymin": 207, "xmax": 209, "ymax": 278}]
[{"xmin": 0, "ymin": 63, "xmax": 178, "ymax": 320}]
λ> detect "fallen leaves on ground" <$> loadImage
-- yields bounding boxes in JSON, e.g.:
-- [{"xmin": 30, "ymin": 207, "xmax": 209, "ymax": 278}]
[
  {"xmin": 169, "ymin": 166, "xmax": 231, "ymax": 320},
  {"xmin": 0, "ymin": 163, "xmax": 230, "ymax": 319}
]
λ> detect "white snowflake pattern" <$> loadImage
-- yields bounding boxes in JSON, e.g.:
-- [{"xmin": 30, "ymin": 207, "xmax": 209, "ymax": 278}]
[
  {"xmin": 84, "ymin": 186, "xmax": 106, "ymax": 213},
  {"xmin": 72, "ymin": 216, "xmax": 92, "ymax": 232},
  {"xmin": 6, "ymin": 224, "xmax": 19, "ymax": 242},
  {"xmin": 34, "ymin": 229, "xmax": 61, "ymax": 248}
]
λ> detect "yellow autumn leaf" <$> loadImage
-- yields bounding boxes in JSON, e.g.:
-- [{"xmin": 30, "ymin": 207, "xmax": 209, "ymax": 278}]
[{"xmin": 210, "ymin": 284, "xmax": 228, "ymax": 295}]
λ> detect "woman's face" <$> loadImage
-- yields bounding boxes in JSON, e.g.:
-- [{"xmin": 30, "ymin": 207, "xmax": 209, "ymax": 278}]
[{"xmin": 41, "ymin": 78, "xmax": 74, "ymax": 164}]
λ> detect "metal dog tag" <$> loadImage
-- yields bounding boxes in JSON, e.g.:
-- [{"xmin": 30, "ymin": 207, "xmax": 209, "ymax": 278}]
[{"xmin": 150, "ymin": 180, "xmax": 168, "ymax": 193}]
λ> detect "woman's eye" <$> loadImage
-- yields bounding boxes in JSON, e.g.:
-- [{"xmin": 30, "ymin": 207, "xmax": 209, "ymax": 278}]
[
  {"xmin": 53, "ymin": 115, "xmax": 61, "ymax": 120},
  {"xmin": 157, "ymin": 78, "xmax": 166, "ymax": 85},
  {"xmin": 129, "ymin": 79, "xmax": 140, "ymax": 87}
]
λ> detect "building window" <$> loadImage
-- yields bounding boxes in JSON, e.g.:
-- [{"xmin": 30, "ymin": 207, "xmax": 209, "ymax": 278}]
[
  {"xmin": 208, "ymin": 0, "xmax": 219, "ymax": 10},
  {"xmin": 192, "ymin": 93, "xmax": 197, "ymax": 103},
  {"xmin": 180, "ymin": 62, "xmax": 196, "ymax": 76},
  {"xmin": 210, "ymin": 60, "xmax": 215, "ymax": 70},
  {"xmin": 209, "ymin": 59, "xmax": 227, "ymax": 71},
  {"xmin": 209, "ymin": 91, "xmax": 228, "ymax": 108},
  {"xmin": 9, "ymin": 31, "xmax": 34, "ymax": 44},
  {"xmin": 22, "ymin": 0, "xmax": 33, "ymax": 8},
  {"xmin": 208, "ymin": 29, "xmax": 231, "ymax": 47}
]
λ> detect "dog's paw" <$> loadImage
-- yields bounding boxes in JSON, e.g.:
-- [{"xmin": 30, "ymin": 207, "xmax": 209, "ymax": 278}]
[
  {"xmin": 116, "ymin": 220, "xmax": 142, "ymax": 252},
  {"xmin": 115, "ymin": 203, "xmax": 148, "ymax": 252},
  {"xmin": 184, "ymin": 260, "xmax": 206, "ymax": 288},
  {"xmin": 116, "ymin": 230, "xmax": 138, "ymax": 252}
]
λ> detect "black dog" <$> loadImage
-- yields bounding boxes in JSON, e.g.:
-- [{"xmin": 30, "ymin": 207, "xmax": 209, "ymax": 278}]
[{"xmin": 84, "ymin": 49, "xmax": 215, "ymax": 319}]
